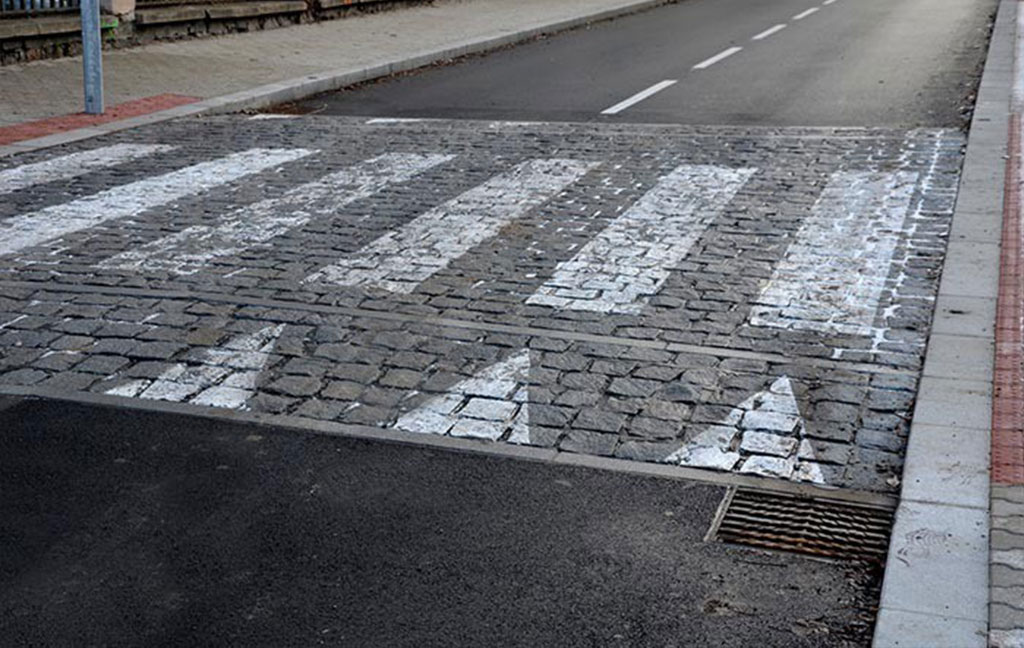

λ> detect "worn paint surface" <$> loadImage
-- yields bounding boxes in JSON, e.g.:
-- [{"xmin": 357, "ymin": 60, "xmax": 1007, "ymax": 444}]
[
  {"xmin": 527, "ymin": 164, "xmax": 756, "ymax": 314},
  {"xmin": 306, "ymin": 158, "xmax": 598, "ymax": 293},
  {"xmin": 0, "ymin": 148, "xmax": 312, "ymax": 257}
]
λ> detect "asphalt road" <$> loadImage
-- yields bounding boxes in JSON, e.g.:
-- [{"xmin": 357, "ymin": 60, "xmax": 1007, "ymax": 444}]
[
  {"xmin": 293, "ymin": 0, "xmax": 996, "ymax": 126},
  {"xmin": 0, "ymin": 397, "xmax": 879, "ymax": 647}
]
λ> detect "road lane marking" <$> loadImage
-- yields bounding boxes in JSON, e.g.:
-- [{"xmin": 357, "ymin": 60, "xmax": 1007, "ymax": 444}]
[
  {"xmin": 365, "ymin": 117, "xmax": 426, "ymax": 124},
  {"xmin": 0, "ymin": 144, "xmax": 174, "ymax": 196},
  {"xmin": 393, "ymin": 349, "xmax": 530, "ymax": 441},
  {"xmin": 306, "ymin": 158, "xmax": 597, "ymax": 293},
  {"xmin": 527, "ymin": 164, "xmax": 756, "ymax": 314},
  {"xmin": 601, "ymin": 80, "xmax": 678, "ymax": 115},
  {"xmin": 793, "ymin": 7, "xmax": 820, "ymax": 19},
  {"xmin": 693, "ymin": 46, "xmax": 743, "ymax": 70},
  {"xmin": 749, "ymin": 170, "xmax": 919, "ymax": 336},
  {"xmin": 100, "ymin": 153, "xmax": 452, "ymax": 274},
  {"xmin": 104, "ymin": 324, "xmax": 284, "ymax": 409},
  {"xmin": 0, "ymin": 148, "xmax": 313, "ymax": 258},
  {"xmin": 666, "ymin": 376, "xmax": 826, "ymax": 484},
  {"xmin": 822, "ymin": 0, "xmax": 836, "ymax": 5},
  {"xmin": 752, "ymin": 24, "xmax": 787, "ymax": 41}
]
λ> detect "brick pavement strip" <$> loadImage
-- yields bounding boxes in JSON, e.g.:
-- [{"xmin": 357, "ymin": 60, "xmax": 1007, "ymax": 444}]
[{"xmin": 0, "ymin": 116, "xmax": 965, "ymax": 498}]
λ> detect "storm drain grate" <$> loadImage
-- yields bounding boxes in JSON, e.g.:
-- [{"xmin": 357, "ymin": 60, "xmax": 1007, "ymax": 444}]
[{"xmin": 708, "ymin": 488, "xmax": 896, "ymax": 563}]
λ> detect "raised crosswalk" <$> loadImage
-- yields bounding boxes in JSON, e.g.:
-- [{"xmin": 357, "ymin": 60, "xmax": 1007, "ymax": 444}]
[{"xmin": 0, "ymin": 145, "xmax": 925, "ymax": 340}]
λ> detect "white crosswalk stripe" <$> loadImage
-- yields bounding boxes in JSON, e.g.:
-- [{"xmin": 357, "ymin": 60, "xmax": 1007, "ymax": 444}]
[
  {"xmin": 305, "ymin": 158, "xmax": 598, "ymax": 293},
  {"xmin": 0, "ymin": 148, "xmax": 313, "ymax": 258},
  {"xmin": 527, "ymin": 164, "xmax": 756, "ymax": 314},
  {"xmin": 100, "ymin": 153, "xmax": 452, "ymax": 274},
  {"xmin": 749, "ymin": 170, "xmax": 918, "ymax": 336},
  {"xmin": 0, "ymin": 144, "xmax": 174, "ymax": 196}
]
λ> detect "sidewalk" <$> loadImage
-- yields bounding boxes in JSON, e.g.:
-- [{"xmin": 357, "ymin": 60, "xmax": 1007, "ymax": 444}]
[{"xmin": 0, "ymin": 0, "xmax": 666, "ymax": 145}]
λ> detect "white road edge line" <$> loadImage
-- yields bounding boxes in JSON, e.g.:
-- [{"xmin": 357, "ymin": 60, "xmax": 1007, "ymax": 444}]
[
  {"xmin": 793, "ymin": 7, "xmax": 820, "ymax": 20},
  {"xmin": 600, "ymin": 80, "xmax": 678, "ymax": 115},
  {"xmin": 692, "ymin": 46, "xmax": 743, "ymax": 70},
  {"xmin": 752, "ymin": 24, "xmax": 787, "ymax": 41}
]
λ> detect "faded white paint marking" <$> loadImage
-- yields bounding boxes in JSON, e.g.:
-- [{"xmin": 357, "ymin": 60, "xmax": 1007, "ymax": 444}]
[
  {"xmin": 394, "ymin": 350, "xmax": 530, "ymax": 442},
  {"xmin": 0, "ymin": 148, "xmax": 313, "ymax": 258},
  {"xmin": 527, "ymin": 164, "xmax": 755, "ymax": 314},
  {"xmin": 822, "ymin": 0, "xmax": 836, "ymax": 5},
  {"xmin": 0, "ymin": 144, "xmax": 173, "ymax": 196},
  {"xmin": 666, "ymin": 376, "xmax": 826, "ymax": 484},
  {"xmin": 752, "ymin": 24, "xmax": 786, "ymax": 40},
  {"xmin": 307, "ymin": 158, "xmax": 597, "ymax": 293},
  {"xmin": 101, "ymin": 153, "xmax": 452, "ymax": 274},
  {"xmin": 749, "ymin": 170, "xmax": 918, "ymax": 336},
  {"xmin": 990, "ymin": 629, "xmax": 1024, "ymax": 648},
  {"xmin": 0, "ymin": 314, "xmax": 28, "ymax": 329},
  {"xmin": 693, "ymin": 47, "xmax": 742, "ymax": 70},
  {"xmin": 103, "ymin": 324, "xmax": 284, "ymax": 409},
  {"xmin": 793, "ymin": 7, "xmax": 820, "ymax": 19},
  {"xmin": 600, "ymin": 80, "xmax": 678, "ymax": 115},
  {"xmin": 365, "ymin": 117, "xmax": 426, "ymax": 124},
  {"xmin": 248, "ymin": 114, "xmax": 299, "ymax": 120}
]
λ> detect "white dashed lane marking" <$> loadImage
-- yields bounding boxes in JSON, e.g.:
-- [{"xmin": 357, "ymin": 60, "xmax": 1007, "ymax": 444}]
[
  {"xmin": 793, "ymin": 7, "xmax": 820, "ymax": 20},
  {"xmin": 601, "ymin": 80, "xmax": 678, "ymax": 115},
  {"xmin": 0, "ymin": 148, "xmax": 313, "ymax": 258},
  {"xmin": 0, "ymin": 144, "xmax": 174, "ymax": 196},
  {"xmin": 104, "ymin": 324, "xmax": 285, "ymax": 409},
  {"xmin": 306, "ymin": 158, "xmax": 598, "ymax": 293},
  {"xmin": 693, "ymin": 46, "xmax": 743, "ymax": 70},
  {"xmin": 752, "ymin": 24, "xmax": 787, "ymax": 41},
  {"xmin": 527, "ymin": 164, "xmax": 756, "ymax": 314},
  {"xmin": 101, "ymin": 153, "xmax": 452, "ymax": 275},
  {"xmin": 749, "ymin": 170, "xmax": 918, "ymax": 336}
]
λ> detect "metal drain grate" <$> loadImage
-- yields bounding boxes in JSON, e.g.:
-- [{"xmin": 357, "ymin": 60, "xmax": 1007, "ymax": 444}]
[{"xmin": 709, "ymin": 488, "xmax": 895, "ymax": 563}]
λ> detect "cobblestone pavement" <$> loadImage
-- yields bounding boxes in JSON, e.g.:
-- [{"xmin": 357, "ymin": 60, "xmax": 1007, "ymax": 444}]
[{"xmin": 0, "ymin": 116, "xmax": 965, "ymax": 495}]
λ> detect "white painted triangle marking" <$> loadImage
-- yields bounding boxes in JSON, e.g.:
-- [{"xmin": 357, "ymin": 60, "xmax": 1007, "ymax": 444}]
[
  {"xmin": 0, "ymin": 148, "xmax": 314, "ymax": 258},
  {"xmin": 0, "ymin": 144, "xmax": 175, "ymax": 196},
  {"xmin": 394, "ymin": 349, "xmax": 530, "ymax": 442},
  {"xmin": 104, "ymin": 324, "xmax": 285, "ymax": 410},
  {"xmin": 666, "ymin": 375, "xmax": 827, "ymax": 484},
  {"xmin": 306, "ymin": 158, "xmax": 598, "ymax": 293},
  {"xmin": 101, "ymin": 153, "xmax": 453, "ymax": 274}
]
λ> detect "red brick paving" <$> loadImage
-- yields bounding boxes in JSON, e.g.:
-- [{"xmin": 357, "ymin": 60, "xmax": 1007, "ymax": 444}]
[
  {"xmin": 993, "ymin": 113, "xmax": 1024, "ymax": 484},
  {"xmin": 0, "ymin": 94, "xmax": 200, "ymax": 146}
]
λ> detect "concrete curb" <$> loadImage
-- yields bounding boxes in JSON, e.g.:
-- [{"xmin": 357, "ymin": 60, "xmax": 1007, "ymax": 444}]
[
  {"xmin": 872, "ymin": 1, "xmax": 1014, "ymax": 646},
  {"xmin": 0, "ymin": 0, "xmax": 672, "ymax": 159}
]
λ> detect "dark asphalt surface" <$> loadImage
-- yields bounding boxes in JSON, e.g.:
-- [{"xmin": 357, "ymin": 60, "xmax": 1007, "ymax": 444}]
[
  {"xmin": 291, "ymin": 0, "xmax": 996, "ymax": 127},
  {"xmin": 0, "ymin": 397, "xmax": 879, "ymax": 647}
]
